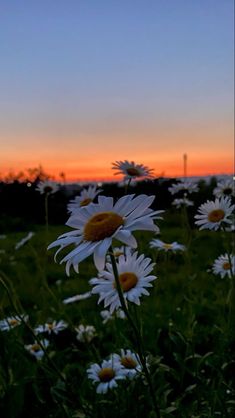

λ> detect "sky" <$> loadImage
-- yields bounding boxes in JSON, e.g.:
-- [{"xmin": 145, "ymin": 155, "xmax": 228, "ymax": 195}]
[{"xmin": 0, "ymin": 0, "xmax": 234, "ymax": 181}]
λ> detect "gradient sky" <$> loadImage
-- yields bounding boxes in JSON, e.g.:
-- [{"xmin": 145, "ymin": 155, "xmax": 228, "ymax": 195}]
[{"xmin": 0, "ymin": 0, "xmax": 233, "ymax": 181}]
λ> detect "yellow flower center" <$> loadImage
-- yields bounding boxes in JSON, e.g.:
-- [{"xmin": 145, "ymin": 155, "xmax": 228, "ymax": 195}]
[
  {"xmin": 98, "ymin": 367, "xmax": 115, "ymax": 382},
  {"xmin": 208, "ymin": 209, "xmax": 225, "ymax": 223},
  {"xmin": 83, "ymin": 211, "xmax": 124, "ymax": 242},
  {"xmin": 121, "ymin": 356, "xmax": 138, "ymax": 369},
  {"xmin": 223, "ymin": 262, "xmax": 230, "ymax": 270},
  {"xmin": 80, "ymin": 198, "xmax": 92, "ymax": 207},
  {"xmin": 47, "ymin": 323, "xmax": 54, "ymax": 330},
  {"xmin": 126, "ymin": 167, "xmax": 141, "ymax": 177},
  {"xmin": 118, "ymin": 272, "xmax": 138, "ymax": 292},
  {"xmin": 9, "ymin": 319, "xmax": 19, "ymax": 326},
  {"xmin": 163, "ymin": 243, "xmax": 172, "ymax": 250},
  {"xmin": 31, "ymin": 344, "xmax": 41, "ymax": 352}
]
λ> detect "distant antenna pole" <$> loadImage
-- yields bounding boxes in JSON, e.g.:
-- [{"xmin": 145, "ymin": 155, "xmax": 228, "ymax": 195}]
[{"xmin": 183, "ymin": 153, "xmax": 187, "ymax": 179}]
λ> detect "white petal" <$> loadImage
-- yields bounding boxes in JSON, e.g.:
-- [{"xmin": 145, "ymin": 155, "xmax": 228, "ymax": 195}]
[
  {"xmin": 94, "ymin": 238, "xmax": 112, "ymax": 271},
  {"xmin": 115, "ymin": 230, "xmax": 137, "ymax": 247}
]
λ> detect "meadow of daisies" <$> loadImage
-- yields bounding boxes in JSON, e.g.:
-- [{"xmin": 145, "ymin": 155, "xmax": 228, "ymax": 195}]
[{"xmin": 0, "ymin": 161, "xmax": 234, "ymax": 418}]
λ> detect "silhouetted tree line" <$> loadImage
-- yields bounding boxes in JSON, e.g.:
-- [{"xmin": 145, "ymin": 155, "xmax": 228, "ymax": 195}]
[{"xmin": 0, "ymin": 169, "xmax": 217, "ymax": 232}]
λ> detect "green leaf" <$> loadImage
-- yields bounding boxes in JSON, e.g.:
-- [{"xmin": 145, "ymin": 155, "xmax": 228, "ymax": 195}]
[
  {"xmin": 161, "ymin": 406, "xmax": 178, "ymax": 415},
  {"xmin": 185, "ymin": 384, "xmax": 197, "ymax": 392}
]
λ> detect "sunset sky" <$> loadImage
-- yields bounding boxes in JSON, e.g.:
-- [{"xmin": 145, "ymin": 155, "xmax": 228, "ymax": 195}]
[{"xmin": 0, "ymin": 1, "xmax": 233, "ymax": 181}]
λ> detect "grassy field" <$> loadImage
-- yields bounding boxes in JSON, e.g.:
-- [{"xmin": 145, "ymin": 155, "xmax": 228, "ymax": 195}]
[{"xmin": 0, "ymin": 206, "xmax": 234, "ymax": 418}]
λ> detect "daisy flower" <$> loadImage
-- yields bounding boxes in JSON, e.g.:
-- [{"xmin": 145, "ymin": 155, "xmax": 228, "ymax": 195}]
[
  {"xmin": 100, "ymin": 309, "xmax": 126, "ymax": 324},
  {"xmin": 90, "ymin": 251, "xmax": 156, "ymax": 313},
  {"xmin": 48, "ymin": 194, "xmax": 163, "ymax": 274},
  {"xmin": 62, "ymin": 291, "xmax": 92, "ymax": 305},
  {"xmin": 25, "ymin": 339, "xmax": 49, "ymax": 360},
  {"xmin": 15, "ymin": 232, "xmax": 35, "ymax": 250},
  {"xmin": 36, "ymin": 180, "xmax": 59, "ymax": 195},
  {"xmin": 34, "ymin": 320, "xmax": 68, "ymax": 335},
  {"xmin": 212, "ymin": 254, "xmax": 235, "ymax": 278},
  {"xmin": 112, "ymin": 349, "xmax": 142, "ymax": 379},
  {"xmin": 112, "ymin": 246, "xmax": 127, "ymax": 258},
  {"xmin": 106, "ymin": 246, "xmax": 134, "ymax": 262},
  {"xmin": 76, "ymin": 324, "xmax": 97, "ymax": 343},
  {"xmin": 168, "ymin": 181, "xmax": 198, "ymax": 195},
  {"xmin": 67, "ymin": 185, "xmax": 102, "ymax": 213},
  {"xmin": 225, "ymin": 223, "xmax": 235, "ymax": 232},
  {"xmin": 112, "ymin": 160, "xmax": 154, "ymax": 180},
  {"xmin": 172, "ymin": 197, "xmax": 194, "ymax": 208},
  {"xmin": 87, "ymin": 358, "xmax": 126, "ymax": 394},
  {"xmin": 213, "ymin": 178, "xmax": 235, "ymax": 198},
  {"xmin": 0, "ymin": 314, "xmax": 28, "ymax": 332},
  {"xmin": 150, "ymin": 239, "xmax": 186, "ymax": 252},
  {"xmin": 194, "ymin": 196, "xmax": 234, "ymax": 231}
]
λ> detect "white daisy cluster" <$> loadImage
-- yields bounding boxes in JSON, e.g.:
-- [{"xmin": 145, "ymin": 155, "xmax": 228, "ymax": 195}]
[
  {"xmin": 48, "ymin": 188, "xmax": 161, "ymax": 399},
  {"xmin": 169, "ymin": 180, "xmax": 198, "ymax": 211},
  {"xmin": 168, "ymin": 180, "xmax": 198, "ymax": 195},
  {"xmin": 36, "ymin": 180, "xmax": 59, "ymax": 195},
  {"xmin": 90, "ymin": 251, "xmax": 156, "ymax": 313},
  {"xmin": 100, "ymin": 309, "xmax": 126, "ymax": 324},
  {"xmin": 67, "ymin": 185, "xmax": 102, "ymax": 214},
  {"xmin": 212, "ymin": 254, "xmax": 235, "ymax": 278},
  {"xmin": 150, "ymin": 239, "xmax": 185, "ymax": 252},
  {"xmin": 76, "ymin": 324, "xmax": 97, "ymax": 343},
  {"xmin": 87, "ymin": 349, "xmax": 143, "ymax": 393},
  {"xmin": 25, "ymin": 339, "xmax": 49, "ymax": 360},
  {"xmin": 172, "ymin": 197, "xmax": 193, "ymax": 208},
  {"xmin": 0, "ymin": 314, "xmax": 28, "ymax": 332},
  {"xmin": 112, "ymin": 160, "xmax": 154, "ymax": 181},
  {"xmin": 48, "ymin": 194, "xmax": 163, "ymax": 274},
  {"xmin": 194, "ymin": 196, "xmax": 234, "ymax": 231},
  {"xmin": 213, "ymin": 178, "xmax": 234, "ymax": 199},
  {"xmin": 34, "ymin": 320, "xmax": 68, "ymax": 335}
]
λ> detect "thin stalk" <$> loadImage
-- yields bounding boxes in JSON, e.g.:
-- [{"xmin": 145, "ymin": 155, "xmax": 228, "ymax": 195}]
[
  {"xmin": 109, "ymin": 247, "xmax": 161, "ymax": 418},
  {"xmin": 28, "ymin": 243, "xmax": 61, "ymax": 309},
  {"xmin": 221, "ymin": 226, "xmax": 234, "ymax": 280},
  {"xmin": 221, "ymin": 226, "xmax": 235, "ymax": 333},
  {"xmin": 45, "ymin": 193, "xmax": 49, "ymax": 236},
  {"xmin": 182, "ymin": 203, "xmax": 192, "ymax": 249},
  {"xmin": 124, "ymin": 178, "xmax": 132, "ymax": 195}
]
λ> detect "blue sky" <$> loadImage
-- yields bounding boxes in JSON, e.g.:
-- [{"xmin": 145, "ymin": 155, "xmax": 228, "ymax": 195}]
[{"xmin": 0, "ymin": 0, "xmax": 233, "ymax": 179}]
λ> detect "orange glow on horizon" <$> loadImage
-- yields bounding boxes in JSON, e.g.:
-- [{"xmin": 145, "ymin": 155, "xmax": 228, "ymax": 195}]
[
  {"xmin": 1, "ymin": 123, "xmax": 233, "ymax": 182},
  {"xmin": 0, "ymin": 155, "xmax": 233, "ymax": 182}
]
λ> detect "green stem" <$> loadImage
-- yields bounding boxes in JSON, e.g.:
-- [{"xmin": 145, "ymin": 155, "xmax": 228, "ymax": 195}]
[
  {"xmin": 221, "ymin": 225, "xmax": 235, "ymax": 331},
  {"xmin": 45, "ymin": 193, "xmax": 49, "ymax": 235},
  {"xmin": 109, "ymin": 247, "xmax": 161, "ymax": 418},
  {"xmin": 28, "ymin": 243, "xmax": 61, "ymax": 309},
  {"xmin": 182, "ymin": 203, "xmax": 192, "ymax": 248},
  {"xmin": 124, "ymin": 178, "xmax": 132, "ymax": 195}
]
